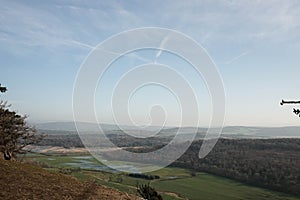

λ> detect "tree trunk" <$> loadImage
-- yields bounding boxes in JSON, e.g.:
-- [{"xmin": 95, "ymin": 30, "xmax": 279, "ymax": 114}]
[{"xmin": 4, "ymin": 151, "xmax": 11, "ymax": 160}]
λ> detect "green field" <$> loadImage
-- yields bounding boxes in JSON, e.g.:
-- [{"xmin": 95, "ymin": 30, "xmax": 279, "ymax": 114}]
[
  {"xmin": 24, "ymin": 153, "xmax": 300, "ymax": 200},
  {"xmin": 152, "ymin": 173, "xmax": 300, "ymax": 200}
]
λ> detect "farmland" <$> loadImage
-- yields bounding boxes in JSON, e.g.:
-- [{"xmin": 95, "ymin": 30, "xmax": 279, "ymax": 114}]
[{"xmin": 24, "ymin": 153, "xmax": 300, "ymax": 200}]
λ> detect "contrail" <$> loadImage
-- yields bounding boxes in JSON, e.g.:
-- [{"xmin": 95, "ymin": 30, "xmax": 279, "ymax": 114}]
[
  {"xmin": 67, "ymin": 39, "xmax": 152, "ymax": 63},
  {"xmin": 225, "ymin": 51, "xmax": 249, "ymax": 65},
  {"xmin": 155, "ymin": 34, "xmax": 170, "ymax": 59},
  {"xmin": 65, "ymin": 39, "xmax": 94, "ymax": 49},
  {"xmin": 98, "ymin": 48, "xmax": 152, "ymax": 63}
]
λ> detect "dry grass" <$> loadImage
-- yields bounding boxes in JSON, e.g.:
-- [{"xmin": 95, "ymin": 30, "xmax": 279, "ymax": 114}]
[{"xmin": 0, "ymin": 159, "xmax": 140, "ymax": 200}]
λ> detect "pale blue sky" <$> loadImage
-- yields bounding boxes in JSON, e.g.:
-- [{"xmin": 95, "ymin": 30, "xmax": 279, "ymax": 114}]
[{"xmin": 1, "ymin": 0, "xmax": 300, "ymax": 126}]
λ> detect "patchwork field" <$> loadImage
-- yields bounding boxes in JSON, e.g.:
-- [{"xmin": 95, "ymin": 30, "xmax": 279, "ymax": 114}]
[{"xmin": 24, "ymin": 153, "xmax": 300, "ymax": 200}]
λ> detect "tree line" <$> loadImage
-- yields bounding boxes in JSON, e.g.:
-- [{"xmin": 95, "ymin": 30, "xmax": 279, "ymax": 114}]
[{"xmin": 172, "ymin": 139, "xmax": 300, "ymax": 196}]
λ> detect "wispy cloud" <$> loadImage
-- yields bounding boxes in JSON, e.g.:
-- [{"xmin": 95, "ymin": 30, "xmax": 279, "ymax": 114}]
[
  {"xmin": 1, "ymin": 0, "xmax": 300, "ymax": 53},
  {"xmin": 0, "ymin": 0, "xmax": 140, "ymax": 52}
]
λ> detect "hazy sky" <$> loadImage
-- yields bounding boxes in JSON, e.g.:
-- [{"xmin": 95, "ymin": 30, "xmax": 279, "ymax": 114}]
[{"xmin": 1, "ymin": 0, "xmax": 300, "ymax": 127}]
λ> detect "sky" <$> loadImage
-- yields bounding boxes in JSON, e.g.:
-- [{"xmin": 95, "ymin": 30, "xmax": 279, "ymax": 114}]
[{"xmin": 1, "ymin": 0, "xmax": 300, "ymax": 127}]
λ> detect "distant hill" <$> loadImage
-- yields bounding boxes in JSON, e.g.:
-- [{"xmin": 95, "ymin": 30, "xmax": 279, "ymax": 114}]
[
  {"xmin": 220, "ymin": 126, "xmax": 300, "ymax": 138},
  {"xmin": 34, "ymin": 122, "xmax": 300, "ymax": 138},
  {"xmin": 34, "ymin": 121, "xmax": 120, "ymax": 132},
  {"xmin": 0, "ymin": 159, "xmax": 138, "ymax": 200},
  {"xmin": 34, "ymin": 121, "xmax": 167, "ymax": 132}
]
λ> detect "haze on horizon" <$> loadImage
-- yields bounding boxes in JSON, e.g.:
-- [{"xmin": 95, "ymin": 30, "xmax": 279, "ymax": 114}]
[{"xmin": 1, "ymin": 0, "xmax": 300, "ymax": 127}]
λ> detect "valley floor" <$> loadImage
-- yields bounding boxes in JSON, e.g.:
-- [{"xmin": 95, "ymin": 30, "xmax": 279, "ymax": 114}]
[{"xmin": 22, "ymin": 152, "xmax": 300, "ymax": 200}]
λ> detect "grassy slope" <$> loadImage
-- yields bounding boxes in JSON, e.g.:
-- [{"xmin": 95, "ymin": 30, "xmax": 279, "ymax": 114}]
[{"xmin": 0, "ymin": 159, "xmax": 139, "ymax": 200}]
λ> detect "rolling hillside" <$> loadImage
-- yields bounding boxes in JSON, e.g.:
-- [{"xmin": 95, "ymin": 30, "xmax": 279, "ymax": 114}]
[
  {"xmin": 0, "ymin": 159, "xmax": 139, "ymax": 200},
  {"xmin": 34, "ymin": 122, "xmax": 300, "ymax": 138}
]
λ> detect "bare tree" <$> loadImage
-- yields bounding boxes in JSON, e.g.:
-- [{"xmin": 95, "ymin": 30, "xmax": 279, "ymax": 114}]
[{"xmin": 280, "ymin": 99, "xmax": 300, "ymax": 117}]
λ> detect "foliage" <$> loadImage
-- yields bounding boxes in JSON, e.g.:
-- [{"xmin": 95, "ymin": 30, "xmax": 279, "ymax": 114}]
[
  {"xmin": 129, "ymin": 173, "xmax": 160, "ymax": 180},
  {"xmin": 0, "ymin": 83, "xmax": 7, "ymax": 93},
  {"xmin": 38, "ymin": 132, "xmax": 83, "ymax": 148},
  {"xmin": 0, "ymin": 101, "xmax": 44, "ymax": 160},
  {"xmin": 173, "ymin": 139, "xmax": 300, "ymax": 195},
  {"xmin": 137, "ymin": 183, "xmax": 163, "ymax": 200}
]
